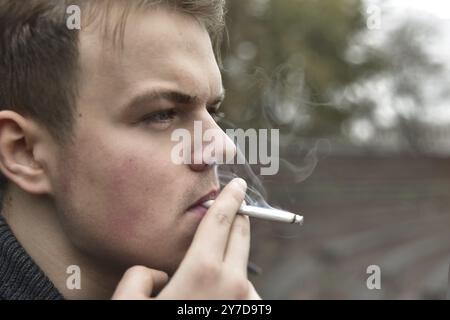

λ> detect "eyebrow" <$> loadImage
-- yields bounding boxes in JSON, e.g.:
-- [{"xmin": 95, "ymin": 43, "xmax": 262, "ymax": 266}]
[{"xmin": 124, "ymin": 88, "xmax": 226, "ymax": 113}]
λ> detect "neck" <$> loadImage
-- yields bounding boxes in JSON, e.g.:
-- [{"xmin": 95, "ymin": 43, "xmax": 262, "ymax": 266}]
[{"xmin": 2, "ymin": 184, "xmax": 122, "ymax": 299}]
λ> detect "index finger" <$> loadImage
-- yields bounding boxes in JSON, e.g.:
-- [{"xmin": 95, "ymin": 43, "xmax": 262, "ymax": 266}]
[{"xmin": 187, "ymin": 178, "xmax": 247, "ymax": 262}]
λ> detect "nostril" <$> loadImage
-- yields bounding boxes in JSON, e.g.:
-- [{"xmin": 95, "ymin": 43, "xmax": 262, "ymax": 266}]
[
  {"xmin": 204, "ymin": 157, "xmax": 217, "ymax": 166},
  {"xmin": 189, "ymin": 163, "xmax": 210, "ymax": 172}
]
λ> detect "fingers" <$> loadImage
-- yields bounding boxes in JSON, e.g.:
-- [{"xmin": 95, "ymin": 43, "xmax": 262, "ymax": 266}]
[
  {"xmin": 224, "ymin": 214, "xmax": 251, "ymax": 275},
  {"xmin": 112, "ymin": 266, "xmax": 169, "ymax": 300},
  {"xmin": 188, "ymin": 178, "xmax": 247, "ymax": 262},
  {"xmin": 158, "ymin": 178, "xmax": 260, "ymax": 300},
  {"xmin": 150, "ymin": 270, "xmax": 170, "ymax": 297},
  {"xmin": 246, "ymin": 280, "xmax": 262, "ymax": 300}
]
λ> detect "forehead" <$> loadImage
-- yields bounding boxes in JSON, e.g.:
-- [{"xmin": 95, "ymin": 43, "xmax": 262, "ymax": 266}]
[{"xmin": 76, "ymin": 7, "xmax": 222, "ymax": 111}]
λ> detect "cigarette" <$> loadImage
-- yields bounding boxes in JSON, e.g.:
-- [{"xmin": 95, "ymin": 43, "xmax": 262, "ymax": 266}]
[{"xmin": 201, "ymin": 200, "xmax": 304, "ymax": 225}]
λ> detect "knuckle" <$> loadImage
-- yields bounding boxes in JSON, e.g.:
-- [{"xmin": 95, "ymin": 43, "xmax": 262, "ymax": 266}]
[
  {"xmin": 123, "ymin": 265, "xmax": 153, "ymax": 284},
  {"xmin": 234, "ymin": 215, "xmax": 250, "ymax": 237},
  {"xmin": 227, "ymin": 276, "xmax": 249, "ymax": 299},
  {"xmin": 125, "ymin": 265, "xmax": 148, "ymax": 276},
  {"xmin": 214, "ymin": 210, "xmax": 233, "ymax": 227},
  {"xmin": 196, "ymin": 260, "xmax": 221, "ymax": 282}
]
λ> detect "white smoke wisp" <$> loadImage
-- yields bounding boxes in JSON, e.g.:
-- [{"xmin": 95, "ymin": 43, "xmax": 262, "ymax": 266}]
[
  {"xmin": 213, "ymin": 137, "xmax": 329, "ymax": 239},
  {"xmin": 216, "ymin": 57, "xmax": 331, "ymax": 238}
]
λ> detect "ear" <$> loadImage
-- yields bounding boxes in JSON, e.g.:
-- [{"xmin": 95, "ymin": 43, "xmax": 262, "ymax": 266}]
[{"xmin": 0, "ymin": 111, "xmax": 56, "ymax": 195}]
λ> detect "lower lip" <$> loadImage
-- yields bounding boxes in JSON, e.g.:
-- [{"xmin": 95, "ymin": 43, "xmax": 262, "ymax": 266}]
[{"xmin": 186, "ymin": 204, "xmax": 208, "ymax": 216}]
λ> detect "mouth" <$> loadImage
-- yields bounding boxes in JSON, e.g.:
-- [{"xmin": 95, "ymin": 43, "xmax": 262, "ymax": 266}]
[{"xmin": 186, "ymin": 189, "xmax": 219, "ymax": 216}]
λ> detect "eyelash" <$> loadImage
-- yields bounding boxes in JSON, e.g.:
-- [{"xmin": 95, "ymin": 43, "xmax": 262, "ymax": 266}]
[
  {"xmin": 141, "ymin": 108, "xmax": 225, "ymax": 124},
  {"xmin": 142, "ymin": 109, "xmax": 177, "ymax": 123}
]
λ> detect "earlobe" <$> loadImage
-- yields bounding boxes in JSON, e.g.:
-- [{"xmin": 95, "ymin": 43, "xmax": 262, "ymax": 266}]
[{"xmin": 0, "ymin": 111, "xmax": 53, "ymax": 195}]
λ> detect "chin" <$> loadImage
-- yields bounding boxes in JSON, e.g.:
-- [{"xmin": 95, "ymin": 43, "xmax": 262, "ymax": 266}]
[{"xmin": 127, "ymin": 247, "xmax": 186, "ymax": 276}]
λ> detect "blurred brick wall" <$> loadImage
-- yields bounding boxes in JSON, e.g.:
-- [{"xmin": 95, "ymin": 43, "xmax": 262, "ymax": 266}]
[{"xmin": 249, "ymin": 155, "xmax": 450, "ymax": 299}]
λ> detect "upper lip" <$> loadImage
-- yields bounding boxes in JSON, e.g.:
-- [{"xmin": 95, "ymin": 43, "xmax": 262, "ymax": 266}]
[{"xmin": 187, "ymin": 189, "xmax": 219, "ymax": 210}]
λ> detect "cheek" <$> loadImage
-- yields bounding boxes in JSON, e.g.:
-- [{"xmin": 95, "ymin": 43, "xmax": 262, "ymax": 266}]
[
  {"xmin": 101, "ymin": 156, "xmax": 161, "ymax": 237},
  {"xmin": 103, "ymin": 160, "xmax": 143, "ymax": 234},
  {"xmin": 58, "ymin": 129, "xmax": 180, "ymax": 243},
  {"xmin": 96, "ymin": 142, "xmax": 181, "ymax": 237},
  {"xmin": 58, "ymin": 145, "xmax": 148, "ymax": 236}
]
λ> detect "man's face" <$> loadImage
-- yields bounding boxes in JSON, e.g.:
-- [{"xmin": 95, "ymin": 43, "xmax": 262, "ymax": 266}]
[{"xmin": 51, "ymin": 8, "xmax": 234, "ymax": 275}]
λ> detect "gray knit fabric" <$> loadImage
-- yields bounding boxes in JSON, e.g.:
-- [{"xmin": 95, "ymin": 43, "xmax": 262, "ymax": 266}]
[{"xmin": 0, "ymin": 215, "xmax": 64, "ymax": 300}]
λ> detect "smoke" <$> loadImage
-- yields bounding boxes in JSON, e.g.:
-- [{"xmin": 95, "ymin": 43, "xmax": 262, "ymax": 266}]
[
  {"xmin": 214, "ymin": 139, "xmax": 328, "ymax": 239},
  {"xmin": 261, "ymin": 60, "xmax": 311, "ymax": 132},
  {"xmin": 217, "ymin": 56, "xmax": 330, "ymax": 238},
  {"xmin": 215, "ymin": 148, "xmax": 269, "ymax": 207}
]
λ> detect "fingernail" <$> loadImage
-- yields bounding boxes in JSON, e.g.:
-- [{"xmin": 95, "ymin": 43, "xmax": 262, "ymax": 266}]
[{"xmin": 233, "ymin": 178, "xmax": 247, "ymax": 192}]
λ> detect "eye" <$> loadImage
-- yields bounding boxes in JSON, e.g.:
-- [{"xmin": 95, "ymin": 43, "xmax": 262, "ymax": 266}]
[{"xmin": 141, "ymin": 109, "xmax": 178, "ymax": 124}]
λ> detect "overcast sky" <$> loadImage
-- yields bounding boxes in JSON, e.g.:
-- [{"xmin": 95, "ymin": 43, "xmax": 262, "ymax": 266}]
[{"xmin": 363, "ymin": 0, "xmax": 450, "ymax": 124}]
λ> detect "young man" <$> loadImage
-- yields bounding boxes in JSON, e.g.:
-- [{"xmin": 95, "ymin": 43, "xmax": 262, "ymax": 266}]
[{"xmin": 0, "ymin": 0, "xmax": 260, "ymax": 299}]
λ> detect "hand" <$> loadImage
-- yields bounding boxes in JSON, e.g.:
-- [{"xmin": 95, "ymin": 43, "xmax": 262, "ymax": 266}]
[{"xmin": 112, "ymin": 178, "xmax": 261, "ymax": 300}]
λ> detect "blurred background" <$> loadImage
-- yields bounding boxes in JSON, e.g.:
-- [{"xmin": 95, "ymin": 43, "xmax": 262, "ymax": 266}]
[{"xmin": 219, "ymin": 0, "xmax": 450, "ymax": 299}]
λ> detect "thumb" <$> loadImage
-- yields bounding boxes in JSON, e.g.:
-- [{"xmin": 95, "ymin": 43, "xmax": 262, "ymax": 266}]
[{"xmin": 112, "ymin": 266, "xmax": 169, "ymax": 300}]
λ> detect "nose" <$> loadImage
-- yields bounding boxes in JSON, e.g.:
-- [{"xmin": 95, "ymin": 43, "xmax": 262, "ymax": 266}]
[{"xmin": 188, "ymin": 113, "xmax": 237, "ymax": 172}]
